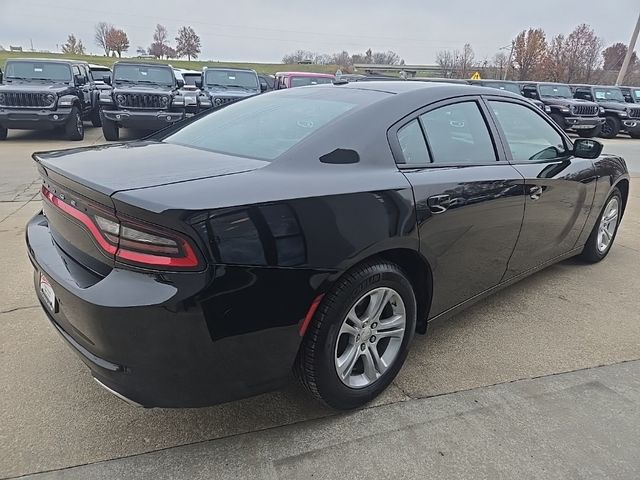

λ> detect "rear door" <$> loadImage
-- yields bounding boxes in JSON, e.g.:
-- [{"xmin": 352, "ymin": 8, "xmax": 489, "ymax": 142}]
[
  {"xmin": 485, "ymin": 97, "xmax": 597, "ymax": 278},
  {"xmin": 390, "ymin": 96, "xmax": 525, "ymax": 317}
]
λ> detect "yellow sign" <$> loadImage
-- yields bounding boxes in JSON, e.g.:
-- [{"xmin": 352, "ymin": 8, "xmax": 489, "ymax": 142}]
[{"xmin": 470, "ymin": 72, "xmax": 481, "ymax": 80}]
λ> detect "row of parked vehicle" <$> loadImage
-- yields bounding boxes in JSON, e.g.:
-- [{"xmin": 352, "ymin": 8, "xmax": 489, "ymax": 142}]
[
  {"xmin": 0, "ymin": 57, "xmax": 336, "ymax": 141},
  {"xmin": 1, "ymin": 57, "xmax": 640, "ymax": 141}
]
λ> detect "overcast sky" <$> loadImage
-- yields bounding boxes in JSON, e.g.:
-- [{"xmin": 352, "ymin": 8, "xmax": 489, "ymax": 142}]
[{"xmin": 1, "ymin": 0, "xmax": 639, "ymax": 63}]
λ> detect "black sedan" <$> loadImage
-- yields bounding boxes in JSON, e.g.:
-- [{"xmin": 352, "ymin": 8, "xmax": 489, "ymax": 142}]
[{"xmin": 27, "ymin": 82, "xmax": 630, "ymax": 409}]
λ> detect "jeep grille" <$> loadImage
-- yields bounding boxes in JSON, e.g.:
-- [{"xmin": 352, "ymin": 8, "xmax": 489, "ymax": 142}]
[
  {"xmin": 0, "ymin": 92, "xmax": 55, "ymax": 108},
  {"xmin": 118, "ymin": 93, "xmax": 167, "ymax": 109},
  {"xmin": 628, "ymin": 108, "xmax": 640, "ymax": 118},
  {"xmin": 572, "ymin": 104, "xmax": 598, "ymax": 116}
]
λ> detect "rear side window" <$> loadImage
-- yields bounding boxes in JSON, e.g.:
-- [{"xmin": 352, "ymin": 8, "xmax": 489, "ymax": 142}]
[
  {"xmin": 397, "ymin": 120, "xmax": 430, "ymax": 165},
  {"xmin": 164, "ymin": 94, "xmax": 356, "ymax": 160},
  {"xmin": 420, "ymin": 102, "xmax": 497, "ymax": 164},
  {"xmin": 290, "ymin": 76, "xmax": 333, "ymax": 87},
  {"xmin": 489, "ymin": 100, "xmax": 568, "ymax": 161}
]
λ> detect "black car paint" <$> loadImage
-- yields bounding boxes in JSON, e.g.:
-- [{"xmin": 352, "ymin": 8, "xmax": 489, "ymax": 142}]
[
  {"xmin": 0, "ymin": 58, "xmax": 100, "ymax": 131},
  {"xmin": 26, "ymin": 82, "xmax": 630, "ymax": 407}
]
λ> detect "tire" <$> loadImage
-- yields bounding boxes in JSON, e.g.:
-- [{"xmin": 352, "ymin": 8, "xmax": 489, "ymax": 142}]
[
  {"xmin": 550, "ymin": 113, "xmax": 566, "ymax": 130},
  {"xmin": 64, "ymin": 106, "xmax": 84, "ymax": 141},
  {"xmin": 580, "ymin": 187, "xmax": 622, "ymax": 263},
  {"xmin": 577, "ymin": 125, "xmax": 601, "ymax": 138},
  {"xmin": 0, "ymin": 125, "xmax": 7, "ymax": 140},
  {"xmin": 629, "ymin": 132, "xmax": 640, "ymax": 139},
  {"xmin": 296, "ymin": 260, "xmax": 417, "ymax": 409},
  {"xmin": 90, "ymin": 108, "xmax": 102, "ymax": 127},
  {"xmin": 599, "ymin": 116, "xmax": 621, "ymax": 139},
  {"xmin": 102, "ymin": 118, "xmax": 119, "ymax": 141}
]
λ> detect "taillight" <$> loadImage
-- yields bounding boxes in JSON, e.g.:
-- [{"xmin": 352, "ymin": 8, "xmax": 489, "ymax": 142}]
[{"xmin": 42, "ymin": 185, "xmax": 200, "ymax": 270}]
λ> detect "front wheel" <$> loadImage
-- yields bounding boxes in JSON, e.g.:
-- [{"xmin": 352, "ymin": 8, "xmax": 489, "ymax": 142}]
[
  {"xmin": 90, "ymin": 108, "xmax": 102, "ymax": 127},
  {"xmin": 296, "ymin": 260, "xmax": 416, "ymax": 409},
  {"xmin": 64, "ymin": 106, "xmax": 84, "ymax": 141},
  {"xmin": 102, "ymin": 118, "xmax": 119, "ymax": 141},
  {"xmin": 599, "ymin": 116, "xmax": 621, "ymax": 139},
  {"xmin": 580, "ymin": 188, "xmax": 622, "ymax": 263},
  {"xmin": 577, "ymin": 125, "xmax": 601, "ymax": 138},
  {"xmin": 0, "ymin": 125, "xmax": 7, "ymax": 140}
]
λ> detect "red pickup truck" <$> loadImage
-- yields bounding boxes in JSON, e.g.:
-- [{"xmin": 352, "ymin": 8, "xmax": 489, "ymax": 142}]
[{"xmin": 274, "ymin": 71, "xmax": 335, "ymax": 89}]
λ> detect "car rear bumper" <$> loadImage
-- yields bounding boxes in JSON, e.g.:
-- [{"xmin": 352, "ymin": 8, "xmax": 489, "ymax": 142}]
[
  {"xmin": 101, "ymin": 109, "xmax": 185, "ymax": 129},
  {"xmin": 0, "ymin": 107, "xmax": 72, "ymax": 129},
  {"xmin": 564, "ymin": 116, "xmax": 606, "ymax": 129},
  {"xmin": 26, "ymin": 212, "xmax": 322, "ymax": 407}
]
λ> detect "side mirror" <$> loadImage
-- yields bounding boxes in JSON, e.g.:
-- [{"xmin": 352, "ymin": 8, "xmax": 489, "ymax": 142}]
[
  {"xmin": 573, "ymin": 138, "xmax": 603, "ymax": 159},
  {"xmin": 103, "ymin": 76, "xmax": 111, "ymax": 85},
  {"xmin": 177, "ymin": 79, "xmax": 185, "ymax": 88},
  {"xmin": 74, "ymin": 74, "xmax": 84, "ymax": 85},
  {"xmin": 195, "ymin": 80, "xmax": 202, "ymax": 89},
  {"xmin": 260, "ymin": 80, "xmax": 268, "ymax": 92}
]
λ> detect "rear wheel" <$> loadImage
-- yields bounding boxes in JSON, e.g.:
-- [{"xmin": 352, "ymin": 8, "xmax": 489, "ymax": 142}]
[
  {"xmin": 64, "ymin": 106, "xmax": 84, "ymax": 141},
  {"xmin": 102, "ymin": 118, "xmax": 119, "ymax": 141},
  {"xmin": 296, "ymin": 260, "xmax": 416, "ymax": 409},
  {"xmin": 0, "ymin": 125, "xmax": 7, "ymax": 140},
  {"xmin": 580, "ymin": 188, "xmax": 622, "ymax": 263},
  {"xmin": 577, "ymin": 125, "xmax": 601, "ymax": 138},
  {"xmin": 600, "ymin": 116, "xmax": 621, "ymax": 139}
]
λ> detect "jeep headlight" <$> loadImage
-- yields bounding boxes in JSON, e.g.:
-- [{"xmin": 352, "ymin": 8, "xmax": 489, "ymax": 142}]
[
  {"xmin": 116, "ymin": 94, "xmax": 126, "ymax": 106},
  {"xmin": 544, "ymin": 105, "xmax": 551, "ymax": 113},
  {"xmin": 214, "ymin": 97, "xmax": 223, "ymax": 106},
  {"xmin": 44, "ymin": 93, "xmax": 56, "ymax": 105},
  {"xmin": 160, "ymin": 96, "xmax": 169, "ymax": 106},
  {"xmin": 0, "ymin": 93, "xmax": 5, "ymax": 105}
]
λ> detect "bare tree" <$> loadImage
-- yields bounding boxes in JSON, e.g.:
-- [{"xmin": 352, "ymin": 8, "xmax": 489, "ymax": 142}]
[
  {"xmin": 512, "ymin": 28, "xmax": 547, "ymax": 80},
  {"xmin": 492, "ymin": 51, "xmax": 509, "ymax": 80},
  {"xmin": 458, "ymin": 43, "xmax": 475, "ymax": 77},
  {"xmin": 107, "ymin": 28, "xmax": 129, "ymax": 58},
  {"xmin": 136, "ymin": 46, "xmax": 146, "ymax": 56},
  {"xmin": 149, "ymin": 24, "xmax": 170, "ymax": 59},
  {"xmin": 331, "ymin": 51, "xmax": 352, "ymax": 68},
  {"xmin": 602, "ymin": 42, "xmax": 637, "ymax": 71},
  {"xmin": 61, "ymin": 34, "xmax": 85, "ymax": 55},
  {"xmin": 175, "ymin": 26, "xmax": 201, "ymax": 61},
  {"xmin": 436, "ymin": 49, "xmax": 457, "ymax": 78},
  {"xmin": 94, "ymin": 22, "xmax": 112, "ymax": 56},
  {"xmin": 539, "ymin": 34, "xmax": 566, "ymax": 82},
  {"xmin": 563, "ymin": 24, "xmax": 602, "ymax": 83},
  {"xmin": 282, "ymin": 49, "xmax": 315, "ymax": 64},
  {"xmin": 371, "ymin": 50, "xmax": 402, "ymax": 65}
]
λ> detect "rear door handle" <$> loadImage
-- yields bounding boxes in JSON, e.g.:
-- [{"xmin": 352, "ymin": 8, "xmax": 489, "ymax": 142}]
[
  {"xmin": 529, "ymin": 186, "xmax": 543, "ymax": 200},
  {"xmin": 427, "ymin": 194, "xmax": 451, "ymax": 214}
]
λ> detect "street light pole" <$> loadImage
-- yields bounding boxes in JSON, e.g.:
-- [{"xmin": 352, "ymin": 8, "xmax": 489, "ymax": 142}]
[{"xmin": 616, "ymin": 11, "xmax": 640, "ymax": 85}]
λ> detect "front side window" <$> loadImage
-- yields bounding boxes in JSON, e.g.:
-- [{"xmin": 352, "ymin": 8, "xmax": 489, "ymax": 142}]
[
  {"xmin": 5, "ymin": 61, "xmax": 72, "ymax": 82},
  {"xmin": 420, "ymin": 102, "xmax": 497, "ymax": 164},
  {"xmin": 205, "ymin": 70, "xmax": 258, "ymax": 90},
  {"xmin": 489, "ymin": 100, "xmax": 567, "ymax": 162},
  {"xmin": 594, "ymin": 87, "xmax": 625, "ymax": 102},
  {"xmin": 164, "ymin": 93, "xmax": 357, "ymax": 160},
  {"xmin": 397, "ymin": 119, "xmax": 430, "ymax": 165}
]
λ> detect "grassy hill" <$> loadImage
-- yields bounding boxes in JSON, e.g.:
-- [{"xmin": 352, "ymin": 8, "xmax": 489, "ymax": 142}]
[{"xmin": 0, "ymin": 51, "xmax": 339, "ymax": 75}]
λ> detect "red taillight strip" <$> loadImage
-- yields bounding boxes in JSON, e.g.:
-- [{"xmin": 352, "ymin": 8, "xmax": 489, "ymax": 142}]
[
  {"xmin": 41, "ymin": 185, "xmax": 117, "ymax": 255},
  {"xmin": 299, "ymin": 294, "xmax": 324, "ymax": 337},
  {"xmin": 41, "ymin": 185, "xmax": 200, "ymax": 269}
]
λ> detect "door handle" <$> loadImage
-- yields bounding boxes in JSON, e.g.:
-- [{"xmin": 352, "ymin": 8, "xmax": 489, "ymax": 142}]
[
  {"xmin": 427, "ymin": 194, "xmax": 451, "ymax": 214},
  {"xmin": 529, "ymin": 186, "xmax": 543, "ymax": 200}
]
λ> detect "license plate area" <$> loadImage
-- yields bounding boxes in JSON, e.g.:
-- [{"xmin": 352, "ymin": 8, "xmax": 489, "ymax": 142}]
[{"xmin": 39, "ymin": 273, "xmax": 57, "ymax": 312}]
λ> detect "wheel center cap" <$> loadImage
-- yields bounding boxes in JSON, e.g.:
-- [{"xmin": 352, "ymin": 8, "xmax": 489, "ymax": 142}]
[{"xmin": 361, "ymin": 326, "xmax": 373, "ymax": 341}]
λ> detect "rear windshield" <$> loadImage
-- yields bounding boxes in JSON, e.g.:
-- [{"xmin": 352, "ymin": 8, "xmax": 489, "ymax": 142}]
[
  {"xmin": 291, "ymin": 76, "xmax": 334, "ymax": 87},
  {"xmin": 164, "ymin": 92, "xmax": 357, "ymax": 160},
  {"xmin": 5, "ymin": 61, "xmax": 71, "ymax": 81},
  {"xmin": 90, "ymin": 68, "xmax": 111, "ymax": 82},
  {"xmin": 114, "ymin": 64, "xmax": 174, "ymax": 85},
  {"xmin": 182, "ymin": 73, "xmax": 201, "ymax": 86}
]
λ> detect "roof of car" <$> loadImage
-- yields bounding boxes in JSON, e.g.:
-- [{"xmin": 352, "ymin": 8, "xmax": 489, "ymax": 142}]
[
  {"xmin": 174, "ymin": 68, "xmax": 201, "ymax": 75},
  {"xmin": 113, "ymin": 61, "xmax": 172, "ymax": 68},
  {"xmin": 6, "ymin": 57, "xmax": 88, "ymax": 65},
  {"xmin": 204, "ymin": 67, "xmax": 256, "ymax": 73},
  {"xmin": 333, "ymin": 80, "xmax": 508, "ymax": 98},
  {"xmin": 469, "ymin": 79, "xmax": 517, "ymax": 84},
  {"xmin": 89, "ymin": 64, "xmax": 111, "ymax": 70},
  {"xmin": 275, "ymin": 71, "xmax": 335, "ymax": 78}
]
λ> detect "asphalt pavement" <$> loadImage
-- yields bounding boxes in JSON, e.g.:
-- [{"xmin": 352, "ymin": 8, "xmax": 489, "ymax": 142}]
[{"xmin": 1, "ymin": 126, "xmax": 639, "ymax": 479}]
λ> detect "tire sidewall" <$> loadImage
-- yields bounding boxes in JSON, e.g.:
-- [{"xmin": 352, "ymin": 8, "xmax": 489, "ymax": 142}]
[
  {"xmin": 584, "ymin": 189, "xmax": 622, "ymax": 261},
  {"xmin": 312, "ymin": 264, "xmax": 416, "ymax": 409}
]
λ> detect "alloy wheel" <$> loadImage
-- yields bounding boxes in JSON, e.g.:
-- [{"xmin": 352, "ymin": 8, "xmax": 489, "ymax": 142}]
[
  {"xmin": 597, "ymin": 197, "xmax": 619, "ymax": 253},
  {"xmin": 334, "ymin": 287, "xmax": 406, "ymax": 388}
]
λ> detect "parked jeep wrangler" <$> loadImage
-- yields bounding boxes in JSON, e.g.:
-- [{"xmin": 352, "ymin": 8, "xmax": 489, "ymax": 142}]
[
  {"xmin": 173, "ymin": 68, "xmax": 201, "ymax": 116},
  {"xmin": 0, "ymin": 58, "xmax": 101, "ymax": 140},
  {"xmin": 198, "ymin": 67, "xmax": 264, "ymax": 110},
  {"xmin": 521, "ymin": 82, "xmax": 605, "ymax": 137},
  {"xmin": 620, "ymin": 86, "xmax": 640, "ymax": 105},
  {"xmin": 100, "ymin": 62, "xmax": 186, "ymax": 140},
  {"xmin": 274, "ymin": 72, "xmax": 335, "ymax": 89},
  {"xmin": 468, "ymin": 79, "xmax": 550, "ymax": 113},
  {"xmin": 571, "ymin": 84, "xmax": 640, "ymax": 139}
]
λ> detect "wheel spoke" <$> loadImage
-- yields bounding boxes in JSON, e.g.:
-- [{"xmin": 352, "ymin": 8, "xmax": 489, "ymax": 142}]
[
  {"xmin": 336, "ymin": 344, "xmax": 360, "ymax": 379},
  {"xmin": 366, "ymin": 289, "xmax": 390, "ymax": 322},
  {"xmin": 605, "ymin": 209, "xmax": 618, "ymax": 222},
  {"xmin": 375, "ymin": 327, "xmax": 405, "ymax": 340},
  {"xmin": 602, "ymin": 228, "xmax": 612, "ymax": 241},
  {"xmin": 378, "ymin": 314, "xmax": 404, "ymax": 329},
  {"xmin": 346, "ymin": 308, "xmax": 363, "ymax": 329},
  {"xmin": 339, "ymin": 322, "xmax": 359, "ymax": 337},
  {"xmin": 362, "ymin": 347, "xmax": 379, "ymax": 381},
  {"xmin": 368, "ymin": 344, "xmax": 388, "ymax": 375}
]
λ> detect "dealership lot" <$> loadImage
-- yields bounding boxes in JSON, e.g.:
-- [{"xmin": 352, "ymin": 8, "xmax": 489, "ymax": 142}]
[{"xmin": 1, "ymin": 127, "xmax": 640, "ymax": 478}]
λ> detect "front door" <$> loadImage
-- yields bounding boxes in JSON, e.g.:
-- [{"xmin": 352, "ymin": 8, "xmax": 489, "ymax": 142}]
[
  {"xmin": 485, "ymin": 98, "xmax": 597, "ymax": 278},
  {"xmin": 391, "ymin": 97, "xmax": 525, "ymax": 317}
]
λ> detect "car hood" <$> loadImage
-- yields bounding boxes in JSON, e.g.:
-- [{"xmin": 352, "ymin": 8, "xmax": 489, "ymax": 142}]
[
  {"xmin": 598, "ymin": 100, "xmax": 628, "ymax": 110},
  {"xmin": 0, "ymin": 82, "xmax": 71, "ymax": 93},
  {"xmin": 112, "ymin": 84, "xmax": 173, "ymax": 94},
  {"xmin": 33, "ymin": 141, "xmax": 269, "ymax": 196},
  {"xmin": 542, "ymin": 97, "xmax": 597, "ymax": 107},
  {"xmin": 203, "ymin": 87, "xmax": 257, "ymax": 98}
]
